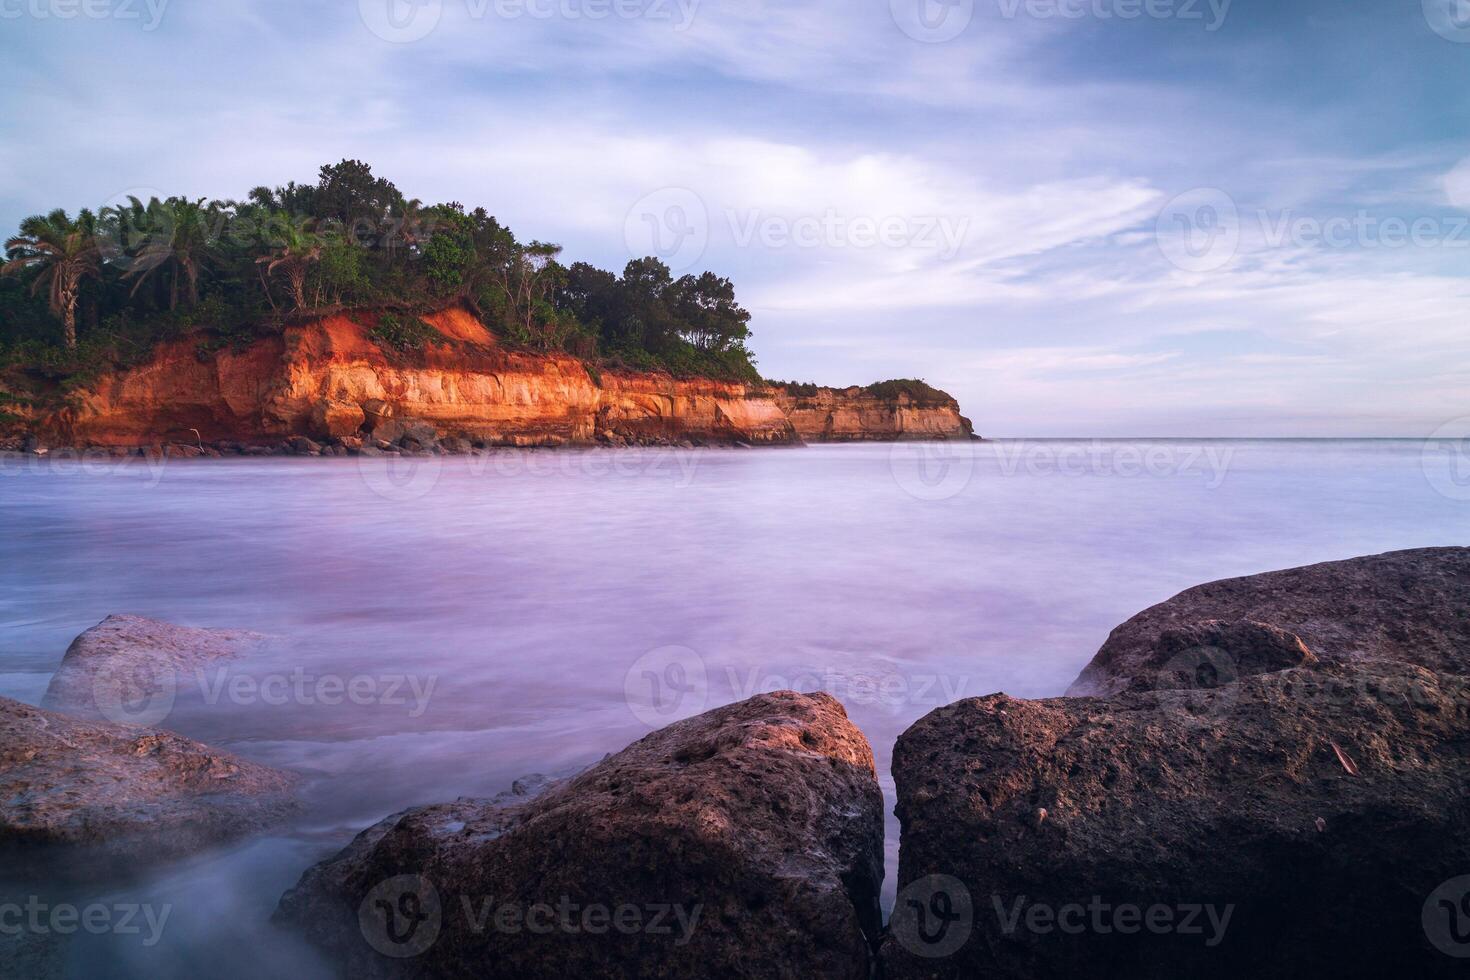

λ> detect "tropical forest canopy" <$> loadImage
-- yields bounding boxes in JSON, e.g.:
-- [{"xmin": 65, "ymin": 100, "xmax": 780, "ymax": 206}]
[{"xmin": 0, "ymin": 160, "xmax": 758, "ymax": 383}]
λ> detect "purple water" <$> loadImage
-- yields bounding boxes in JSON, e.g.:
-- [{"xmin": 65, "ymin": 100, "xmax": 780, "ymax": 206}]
[{"xmin": 1, "ymin": 440, "xmax": 1465, "ymax": 977}]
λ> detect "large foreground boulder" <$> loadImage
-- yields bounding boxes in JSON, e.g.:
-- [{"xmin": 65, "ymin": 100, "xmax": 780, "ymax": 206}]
[
  {"xmin": 0, "ymin": 696, "xmax": 298, "ymax": 877},
  {"xmin": 42, "ymin": 614, "xmax": 264, "ymax": 724},
  {"xmin": 881, "ymin": 662, "xmax": 1470, "ymax": 979},
  {"xmin": 274, "ymin": 691, "xmax": 883, "ymax": 978},
  {"xmin": 1069, "ymin": 547, "xmax": 1470, "ymax": 696}
]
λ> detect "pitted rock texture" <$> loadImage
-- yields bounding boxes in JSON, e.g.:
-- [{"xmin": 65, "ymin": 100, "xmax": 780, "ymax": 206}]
[
  {"xmin": 0, "ymin": 695, "xmax": 297, "ymax": 876},
  {"xmin": 882, "ymin": 663, "xmax": 1470, "ymax": 980},
  {"xmin": 42, "ymin": 614, "xmax": 264, "ymax": 721},
  {"xmin": 1069, "ymin": 547, "xmax": 1470, "ymax": 697},
  {"xmin": 274, "ymin": 691, "xmax": 884, "ymax": 979}
]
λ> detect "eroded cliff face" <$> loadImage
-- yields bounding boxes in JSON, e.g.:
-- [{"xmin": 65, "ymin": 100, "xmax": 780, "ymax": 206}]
[
  {"xmin": 772, "ymin": 384, "xmax": 974, "ymax": 442},
  {"xmin": 22, "ymin": 309, "xmax": 971, "ymax": 448}
]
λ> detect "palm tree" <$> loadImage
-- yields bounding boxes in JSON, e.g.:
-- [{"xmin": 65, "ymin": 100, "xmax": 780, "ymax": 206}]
[
  {"xmin": 256, "ymin": 217, "xmax": 321, "ymax": 311},
  {"xmin": 112, "ymin": 196, "xmax": 220, "ymax": 310},
  {"xmin": 2, "ymin": 209, "xmax": 101, "ymax": 349}
]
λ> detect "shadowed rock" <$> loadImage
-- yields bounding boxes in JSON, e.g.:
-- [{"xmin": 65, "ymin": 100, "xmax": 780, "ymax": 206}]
[
  {"xmin": 42, "ymin": 614, "xmax": 264, "ymax": 723},
  {"xmin": 0, "ymin": 696, "xmax": 298, "ymax": 879},
  {"xmin": 1069, "ymin": 547, "xmax": 1470, "ymax": 696},
  {"xmin": 274, "ymin": 691, "xmax": 883, "ymax": 979},
  {"xmin": 881, "ymin": 662, "xmax": 1470, "ymax": 980},
  {"xmin": 1111, "ymin": 618, "xmax": 1316, "ymax": 695}
]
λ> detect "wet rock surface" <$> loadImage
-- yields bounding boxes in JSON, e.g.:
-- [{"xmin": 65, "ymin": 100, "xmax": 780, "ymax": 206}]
[
  {"xmin": 41, "ymin": 614, "xmax": 264, "ymax": 723},
  {"xmin": 882, "ymin": 662, "xmax": 1470, "ymax": 979},
  {"xmin": 0, "ymin": 695, "xmax": 298, "ymax": 878},
  {"xmin": 274, "ymin": 691, "xmax": 883, "ymax": 979},
  {"xmin": 1069, "ymin": 547, "xmax": 1470, "ymax": 696}
]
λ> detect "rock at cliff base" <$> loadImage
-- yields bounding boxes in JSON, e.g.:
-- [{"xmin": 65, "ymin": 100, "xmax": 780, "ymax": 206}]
[
  {"xmin": 274, "ymin": 691, "xmax": 883, "ymax": 979},
  {"xmin": 1068, "ymin": 547, "xmax": 1470, "ymax": 697},
  {"xmin": 41, "ymin": 614, "xmax": 265, "ymax": 724},
  {"xmin": 882, "ymin": 663, "xmax": 1470, "ymax": 980},
  {"xmin": 312, "ymin": 399, "xmax": 367, "ymax": 439},
  {"xmin": 0, "ymin": 695, "xmax": 298, "ymax": 878},
  {"xmin": 371, "ymin": 417, "xmax": 438, "ymax": 449}
]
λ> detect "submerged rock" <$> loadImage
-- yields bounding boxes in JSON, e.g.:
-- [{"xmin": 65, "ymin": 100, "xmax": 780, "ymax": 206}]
[
  {"xmin": 274, "ymin": 691, "xmax": 883, "ymax": 979},
  {"xmin": 0, "ymin": 696, "xmax": 298, "ymax": 877},
  {"xmin": 882, "ymin": 662, "xmax": 1470, "ymax": 979},
  {"xmin": 1069, "ymin": 547, "xmax": 1470, "ymax": 696},
  {"xmin": 41, "ymin": 614, "xmax": 264, "ymax": 724}
]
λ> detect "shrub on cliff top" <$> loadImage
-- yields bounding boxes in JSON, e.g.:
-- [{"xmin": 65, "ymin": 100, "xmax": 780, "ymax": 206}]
[
  {"xmin": 861, "ymin": 379, "xmax": 953, "ymax": 407},
  {"xmin": 369, "ymin": 312, "xmax": 442, "ymax": 351}
]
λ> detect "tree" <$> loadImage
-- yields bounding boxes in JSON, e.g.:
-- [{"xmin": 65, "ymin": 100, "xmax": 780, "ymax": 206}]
[
  {"xmin": 314, "ymin": 159, "xmax": 404, "ymax": 243},
  {"xmin": 667, "ymin": 271, "xmax": 751, "ymax": 351},
  {"xmin": 255, "ymin": 217, "xmax": 322, "ymax": 311},
  {"xmin": 111, "ymin": 196, "xmax": 221, "ymax": 310},
  {"xmin": 494, "ymin": 241, "xmax": 564, "ymax": 347},
  {"xmin": 419, "ymin": 204, "xmax": 477, "ymax": 292},
  {"xmin": 2, "ymin": 209, "xmax": 101, "ymax": 349}
]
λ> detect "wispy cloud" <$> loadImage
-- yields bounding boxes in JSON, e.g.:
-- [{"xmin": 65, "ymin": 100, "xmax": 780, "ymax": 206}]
[{"xmin": 1, "ymin": 0, "xmax": 1466, "ymax": 434}]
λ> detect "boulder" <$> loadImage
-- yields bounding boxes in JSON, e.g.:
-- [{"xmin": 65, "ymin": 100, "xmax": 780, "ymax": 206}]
[
  {"xmin": 42, "ymin": 614, "xmax": 264, "ymax": 724},
  {"xmin": 0, "ymin": 696, "xmax": 298, "ymax": 877},
  {"xmin": 361, "ymin": 399, "xmax": 394, "ymax": 425},
  {"xmin": 288, "ymin": 435, "xmax": 323, "ymax": 455},
  {"xmin": 1104, "ymin": 618, "xmax": 1316, "ymax": 695},
  {"xmin": 372, "ymin": 417, "xmax": 438, "ymax": 449},
  {"xmin": 313, "ymin": 399, "xmax": 367, "ymax": 440},
  {"xmin": 1069, "ymin": 547, "xmax": 1470, "ymax": 696},
  {"xmin": 274, "ymin": 691, "xmax": 883, "ymax": 978},
  {"xmin": 882, "ymin": 663, "xmax": 1470, "ymax": 979}
]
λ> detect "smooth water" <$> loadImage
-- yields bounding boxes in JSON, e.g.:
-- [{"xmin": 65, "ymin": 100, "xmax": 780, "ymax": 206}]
[{"xmin": 1, "ymin": 440, "xmax": 1465, "ymax": 977}]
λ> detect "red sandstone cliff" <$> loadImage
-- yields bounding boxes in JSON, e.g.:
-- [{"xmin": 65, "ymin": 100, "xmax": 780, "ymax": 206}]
[
  {"xmin": 9, "ymin": 309, "xmax": 972, "ymax": 449},
  {"xmin": 772, "ymin": 383, "xmax": 974, "ymax": 442}
]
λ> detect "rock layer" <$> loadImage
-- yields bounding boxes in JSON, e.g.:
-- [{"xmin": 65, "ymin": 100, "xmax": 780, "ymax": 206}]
[
  {"xmin": 274, "ymin": 691, "xmax": 884, "ymax": 979},
  {"xmin": 22, "ymin": 309, "xmax": 971, "ymax": 448},
  {"xmin": 0, "ymin": 695, "xmax": 297, "ymax": 877},
  {"xmin": 771, "ymin": 383, "xmax": 974, "ymax": 442},
  {"xmin": 1069, "ymin": 547, "xmax": 1470, "ymax": 696},
  {"xmin": 882, "ymin": 663, "xmax": 1470, "ymax": 980}
]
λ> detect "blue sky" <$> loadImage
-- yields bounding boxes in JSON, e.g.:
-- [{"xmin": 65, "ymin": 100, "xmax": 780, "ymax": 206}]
[{"xmin": 3, "ymin": 0, "xmax": 1469, "ymax": 435}]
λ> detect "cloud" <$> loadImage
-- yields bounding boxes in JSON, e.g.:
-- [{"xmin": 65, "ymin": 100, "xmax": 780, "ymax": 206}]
[{"xmin": 2, "ymin": 0, "xmax": 1468, "ymax": 434}]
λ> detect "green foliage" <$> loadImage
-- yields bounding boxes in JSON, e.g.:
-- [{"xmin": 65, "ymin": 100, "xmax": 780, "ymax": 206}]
[
  {"xmin": 1, "ymin": 160, "xmax": 761, "ymax": 384},
  {"xmin": 770, "ymin": 380, "xmax": 822, "ymax": 397},
  {"xmin": 862, "ymin": 379, "xmax": 953, "ymax": 407},
  {"xmin": 419, "ymin": 205, "xmax": 476, "ymax": 291},
  {"xmin": 370, "ymin": 312, "xmax": 442, "ymax": 351}
]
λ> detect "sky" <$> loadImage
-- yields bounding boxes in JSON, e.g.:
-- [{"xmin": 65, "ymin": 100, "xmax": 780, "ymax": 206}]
[{"xmin": 2, "ymin": 0, "xmax": 1469, "ymax": 435}]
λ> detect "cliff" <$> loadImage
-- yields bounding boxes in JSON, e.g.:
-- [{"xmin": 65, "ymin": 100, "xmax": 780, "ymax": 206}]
[
  {"xmin": 772, "ymin": 381, "xmax": 974, "ymax": 442},
  {"xmin": 8, "ymin": 309, "xmax": 972, "ymax": 450}
]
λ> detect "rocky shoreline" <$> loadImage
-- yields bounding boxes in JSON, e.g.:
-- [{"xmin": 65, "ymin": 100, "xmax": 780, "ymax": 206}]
[{"xmin": 4, "ymin": 548, "xmax": 1468, "ymax": 976}]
